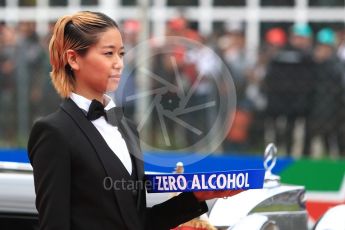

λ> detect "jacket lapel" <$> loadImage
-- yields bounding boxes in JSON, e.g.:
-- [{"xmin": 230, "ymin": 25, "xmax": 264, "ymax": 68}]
[
  {"xmin": 118, "ymin": 119, "xmax": 144, "ymax": 182},
  {"xmin": 118, "ymin": 119, "xmax": 145, "ymax": 210},
  {"xmin": 60, "ymin": 99, "xmax": 142, "ymax": 230}
]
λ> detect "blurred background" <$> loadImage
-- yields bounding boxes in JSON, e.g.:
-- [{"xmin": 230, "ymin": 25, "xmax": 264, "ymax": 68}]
[
  {"xmin": 0, "ymin": 0, "xmax": 345, "ymax": 224},
  {"xmin": 1, "ymin": 0, "xmax": 345, "ymax": 158}
]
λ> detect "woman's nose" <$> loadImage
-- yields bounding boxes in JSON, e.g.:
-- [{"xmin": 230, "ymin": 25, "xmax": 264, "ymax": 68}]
[{"xmin": 113, "ymin": 55, "xmax": 123, "ymax": 69}]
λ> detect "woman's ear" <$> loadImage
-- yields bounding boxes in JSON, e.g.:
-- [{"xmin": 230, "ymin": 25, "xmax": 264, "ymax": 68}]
[{"xmin": 66, "ymin": 49, "xmax": 80, "ymax": 71}]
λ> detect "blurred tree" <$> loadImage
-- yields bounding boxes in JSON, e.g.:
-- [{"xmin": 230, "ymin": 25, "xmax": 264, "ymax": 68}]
[
  {"xmin": 261, "ymin": 0, "xmax": 294, "ymax": 7},
  {"xmin": 121, "ymin": 0, "xmax": 137, "ymax": 6},
  {"xmin": 18, "ymin": 0, "xmax": 36, "ymax": 6},
  {"xmin": 49, "ymin": 0, "xmax": 67, "ymax": 6},
  {"xmin": 309, "ymin": 0, "xmax": 344, "ymax": 7},
  {"xmin": 167, "ymin": 0, "xmax": 198, "ymax": 6},
  {"xmin": 213, "ymin": 0, "xmax": 245, "ymax": 6},
  {"xmin": 80, "ymin": 0, "xmax": 98, "ymax": 6}
]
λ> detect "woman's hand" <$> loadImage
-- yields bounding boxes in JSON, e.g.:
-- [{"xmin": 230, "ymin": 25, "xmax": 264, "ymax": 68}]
[{"xmin": 193, "ymin": 190, "xmax": 243, "ymax": 202}]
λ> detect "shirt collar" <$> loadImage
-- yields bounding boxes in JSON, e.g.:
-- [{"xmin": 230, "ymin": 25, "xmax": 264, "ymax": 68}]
[{"xmin": 70, "ymin": 92, "xmax": 116, "ymax": 112}]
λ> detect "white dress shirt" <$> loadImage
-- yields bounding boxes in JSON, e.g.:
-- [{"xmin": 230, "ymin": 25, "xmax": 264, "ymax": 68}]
[{"xmin": 70, "ymin": 92, "xmax": 132, "ymax": 175}]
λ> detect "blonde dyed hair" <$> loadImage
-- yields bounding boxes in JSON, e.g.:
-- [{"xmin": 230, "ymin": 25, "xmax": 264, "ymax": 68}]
[{"xmin": 49, "ymin": 11, "xmax": 118, "ymax": 98}]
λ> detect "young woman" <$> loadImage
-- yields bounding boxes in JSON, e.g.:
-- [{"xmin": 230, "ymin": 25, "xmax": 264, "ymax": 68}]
[{"xmin": 28, "ymin": 11, "xmax": 240, "ymax": 230}]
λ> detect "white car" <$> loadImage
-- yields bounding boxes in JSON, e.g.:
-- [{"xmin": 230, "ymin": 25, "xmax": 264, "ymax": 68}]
[{"xmin": 1, "ymin": 144, "xmax": 342, "ymax": 230}]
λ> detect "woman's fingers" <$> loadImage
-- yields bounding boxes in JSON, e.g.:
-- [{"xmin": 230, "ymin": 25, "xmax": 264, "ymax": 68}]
[
  {"xmin": 211, "ymin": 190, "xmax": 243, "ymax": 199},
  {"xmin": 193, "ymin": 189, "xmax": 243, "ymax": 202}
]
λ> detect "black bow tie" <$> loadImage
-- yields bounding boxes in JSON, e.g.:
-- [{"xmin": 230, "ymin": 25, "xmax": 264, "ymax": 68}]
[{"xmin": 86, "ymin": 99, "xmax": 123, "ymax": 126}]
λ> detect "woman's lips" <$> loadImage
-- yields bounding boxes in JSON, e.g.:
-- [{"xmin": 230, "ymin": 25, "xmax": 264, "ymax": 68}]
[{"xmin": 109, "ymin": 74, "xmax": 120, "ymax": 79}]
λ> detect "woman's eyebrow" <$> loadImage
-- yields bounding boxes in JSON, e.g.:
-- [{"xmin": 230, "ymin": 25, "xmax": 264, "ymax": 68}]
[{"xmin": 101, "ymin": 45, "xmax": 125, "ymax": 50}]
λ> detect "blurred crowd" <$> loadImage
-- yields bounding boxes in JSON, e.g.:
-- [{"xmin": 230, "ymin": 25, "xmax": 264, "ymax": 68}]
[
  {"xmin": 0, "ymin": 21, "xmax": 60, "ymax": 145},
  {"xmin": 1, "ymin": 18, "xmax": 345, "ymax": 158}
]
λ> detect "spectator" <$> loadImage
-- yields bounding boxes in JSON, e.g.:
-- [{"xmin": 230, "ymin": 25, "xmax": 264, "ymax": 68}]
[
  {"xmin": 114, "ymin": 19, "xmax": 140, "ymax": 121},
  {"xmin": 15, "ymin": 21, "xmax": 47, "ymax": 139},
  {"xmin": 304, "ymin": 28, "xmax": 345, "ymax": 157},
  {"xmin": 40, "ymin": 21, "xmax": 61, "ymax": 117},
  {"xmin": 246, "ymin": 27, "xmax": 287, "ymax": 150},
  {"xmin": 0, "ymin": 24, "xmax": 17, "ymax": 145},
  {"xmin": 220, "ymin": 21, "xmax": 251, "ymax": 105},
  {"xmin": 264, "ymin": 23, "xmax": 315, "ymax": 155},
  {"xmin": 220, "ymin": 21, "xmax": 254, "ymax": 152}
]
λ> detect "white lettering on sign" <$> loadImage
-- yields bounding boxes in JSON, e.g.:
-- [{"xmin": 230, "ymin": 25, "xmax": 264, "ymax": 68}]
[
  {"xmin": 192, "ymin": 175, "xmax": 201, "ymax": 189},
  {"xmin": 155, "ymin": 172, "xmax": 250, "ymax": 191},
  {"xmin": 177, "ymin": 175, "xmax": 187, "ymax": 190}
]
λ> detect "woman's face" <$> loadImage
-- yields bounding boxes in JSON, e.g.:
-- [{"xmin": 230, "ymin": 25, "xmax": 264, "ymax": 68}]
[{"xmin": 74, "ymin": 27, "xmax": 124, "ymax": 99}]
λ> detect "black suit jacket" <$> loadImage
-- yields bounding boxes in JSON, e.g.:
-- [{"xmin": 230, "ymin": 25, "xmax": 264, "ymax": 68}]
[{"xmin": 27, "ymin": 99, "xmax": 207, "ymax": 230}]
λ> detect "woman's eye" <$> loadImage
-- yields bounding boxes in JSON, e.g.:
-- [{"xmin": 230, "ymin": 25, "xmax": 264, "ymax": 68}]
[
  {"xmin": 105, "ymin": 52, "xmax": 113, "ymax": 56},
  {"xmin": 119, "ymin": 52, "xmax": 125, "ymax": 57}
]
